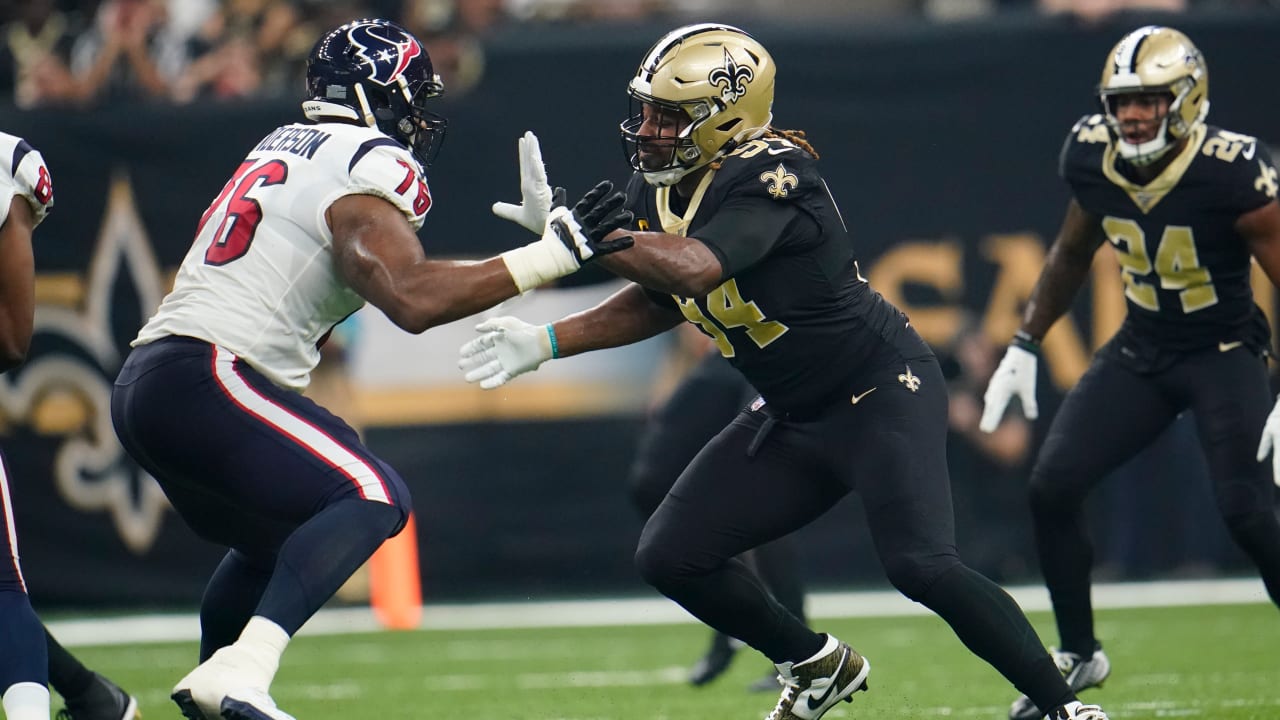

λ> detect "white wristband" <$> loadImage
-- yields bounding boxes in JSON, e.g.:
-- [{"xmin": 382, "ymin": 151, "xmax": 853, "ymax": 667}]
[{"xmin": 500, "ymin": 231, "xmax": 579, "ymax": 293}]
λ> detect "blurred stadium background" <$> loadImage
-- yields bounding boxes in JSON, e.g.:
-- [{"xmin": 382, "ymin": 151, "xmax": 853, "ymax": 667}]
[{"xmin": 2, "ymin": 0, "xmax": 1279, "ymax": 619}]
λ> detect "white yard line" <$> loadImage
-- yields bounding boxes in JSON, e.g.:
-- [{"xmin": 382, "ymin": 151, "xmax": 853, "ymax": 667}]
[{"xmin": 45, "ymin": 577, "xmax": 1269, "ymax": 648}]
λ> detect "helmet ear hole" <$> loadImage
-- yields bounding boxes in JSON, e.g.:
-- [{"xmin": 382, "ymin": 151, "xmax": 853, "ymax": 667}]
[{"xmin": 715, "ymin": 118, "xmax": 740, "ymax": 133}]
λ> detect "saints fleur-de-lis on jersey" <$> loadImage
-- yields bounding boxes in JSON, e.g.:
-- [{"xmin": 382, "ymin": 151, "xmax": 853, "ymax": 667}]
[
  {"xmin": 1257, "ymin": 161, "xmax": 1278, "ymax": 199},
  {"xmin": 760, "ymin": 164, "xmax": 798, "ymax": 199},
  {"xmin": 708, "ymin": 47, "xmax": 754, "ymax": 104},
  {"xmin": 898, "ymin": 365, "xmax": 921, "ymax": 392}
]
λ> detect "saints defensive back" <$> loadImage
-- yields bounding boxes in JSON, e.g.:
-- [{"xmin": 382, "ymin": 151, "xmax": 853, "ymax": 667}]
[{"xmin": 981, "ymin": 25, "xmax": 1280, "ymax": 720}]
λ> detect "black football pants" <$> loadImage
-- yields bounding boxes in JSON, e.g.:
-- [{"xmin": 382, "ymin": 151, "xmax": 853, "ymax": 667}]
[
  {"xmin": 628, "ymin": 351, "xmax": 806, "ymax": 623},
  {"xmin": 1029, "ymin": 346, "xmax": 1280, "ymax": 656},
  {"xmin": 635, "ymin": 353, "xmax": 1076, "ymax": 711}
]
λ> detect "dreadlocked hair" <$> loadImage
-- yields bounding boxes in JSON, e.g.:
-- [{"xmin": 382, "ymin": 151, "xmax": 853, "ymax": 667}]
[{"xmin": 708, "ymin": 127, "xmax": 820, "ymax": 170}]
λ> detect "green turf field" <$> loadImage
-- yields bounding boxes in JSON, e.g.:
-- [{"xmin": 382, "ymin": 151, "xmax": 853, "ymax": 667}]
[{"xmin": 61, "ymin": 602, "xmax": 1279, "ymax": 719}]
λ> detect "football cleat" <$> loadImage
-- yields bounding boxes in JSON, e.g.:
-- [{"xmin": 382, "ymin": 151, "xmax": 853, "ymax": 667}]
[
  {"xmin": 1010, "ymin": 648, "xmax": 1111, "ymax": 720},
  {"xmin": 54, "ymin": 672, "xmax": 139, "ymax": 720},
  {"xmin": 765, "ymin": 635, "xmax": 870, "ymax": 720},
  {"xmin": 171, "ymin": 645, "xmax": 274, "ymax": 720},
  {"xmin": 220, "ymin": 689, "xmax": 297, "ymax": 720},
  {"xmin": 1047, "ymin": 701, "xmax": 1109, "ymax": 719},
  {"xmin": 688, "ymin": 631, "xmax": 741, "ymax": 686}
]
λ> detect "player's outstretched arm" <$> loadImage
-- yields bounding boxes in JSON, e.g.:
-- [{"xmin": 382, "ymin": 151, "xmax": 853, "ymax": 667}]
[
  {"xmin": 458, "ymin": 283, "xmax": 683, "ymax": 389},
  {"xmin": 0, "ymin": 196, "xmax": 36, "ymax": 371},
  {"xmin": 330, "ymin": 184, "xmax": 632, "ymax": 334},
  {"xmin": 979, "ymin": 199, "xmax": 1104, "ymax": 433}
]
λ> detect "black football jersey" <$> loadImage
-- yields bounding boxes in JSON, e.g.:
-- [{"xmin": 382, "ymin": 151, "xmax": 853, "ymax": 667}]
[
  {"xmin": 624, "ymin": 136, "xmax": 917, "ymax": 416},
  {"xmin": 1060, "ymin": 115, "xmax": 1279, "ymax": 356}
]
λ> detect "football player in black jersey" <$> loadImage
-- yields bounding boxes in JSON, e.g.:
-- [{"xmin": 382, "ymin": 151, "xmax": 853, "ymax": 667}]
[
  {"xmin": 461, "ymin": 23, "xmax": 1109, "ymax": 720},
  {"xmin": 980, "ymin": 25, "xmax": 1280, "ymax": 720}
]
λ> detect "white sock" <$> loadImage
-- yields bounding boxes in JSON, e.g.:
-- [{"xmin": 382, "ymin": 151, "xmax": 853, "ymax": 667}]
[
  {"xmin": 2, "ymin": 681, "xmax": 50, "ymax": 720},
  {"xmin": 231, "ymin": 616, "xmax": 291, "ymax": 687}
]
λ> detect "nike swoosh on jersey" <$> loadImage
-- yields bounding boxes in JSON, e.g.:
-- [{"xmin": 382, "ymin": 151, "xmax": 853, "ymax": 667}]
[
  {"xmin": 851, "ymin": 387, "xmax": 877, "ymax": 405},
  {"xmin": 765, "ymin": 146, "xmax": 795, "ymax": 155},
  {"xmin": 805, "ymin": 648, "xmax": 850, "ymax": 711},
  {"xmin": 1219, "ymin": 341, "xmax": 1244, "ymax": 352}
]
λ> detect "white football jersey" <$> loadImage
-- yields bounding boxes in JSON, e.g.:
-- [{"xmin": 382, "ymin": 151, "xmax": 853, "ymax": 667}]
[
  {"xmin": 134, "ymin": 122, "xmax": 432, "ymax": 391},
  {"xmin": 0, "ymin": 131, "xmax": 54, "ymax": 229}
]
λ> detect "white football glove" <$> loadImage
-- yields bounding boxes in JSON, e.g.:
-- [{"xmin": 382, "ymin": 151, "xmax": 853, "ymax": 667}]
[
  {"xmin": 458, "ymin": 316, "xmax": 554, "ymax": 390},
  {"xmin": 1255, "ymin": 394, "xmax": 1280, "ymax": 487},
  {"xmin": 978, "ymin": 343, "xmax": 1040, "ymax": 433},
  {"xmin": 492, "ymin": 131, "xmax": 553, "ymax": 234}
]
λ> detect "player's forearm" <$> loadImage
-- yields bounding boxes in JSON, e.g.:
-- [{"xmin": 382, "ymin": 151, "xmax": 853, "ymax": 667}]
[
  {"xmin": 551, "ymin": 283, "xmax": 682, "ymax": 358},
  {"xmin": 363, "ymin": 256, "xmax": 520, "ymax": 334},
  {"xmin": 595, "ymin": 231, "xmax": 722, "ymax": 297},
  {"xmin": 1020, "ymin": 242, "xmax": 1093, "ymax": 341}
]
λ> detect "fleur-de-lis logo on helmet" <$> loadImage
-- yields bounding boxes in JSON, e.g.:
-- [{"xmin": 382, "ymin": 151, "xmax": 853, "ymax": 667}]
[
  {"xmin": 759, "ymin": 164, "xmax": 798, "ymax": 199},
  {"xmin": 708, "ymin": 47, "xmax": 754, "ymax": 104},
  {"xmin": 898, "ymin": 366, "xmax": 922, "ymax": 392}
]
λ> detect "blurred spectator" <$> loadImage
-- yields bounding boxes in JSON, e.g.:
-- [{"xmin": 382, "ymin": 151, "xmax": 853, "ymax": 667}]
[
  {"xmin": 172, "ymin": 0, "xmax": 303, "ymax": 103},
  {"xmin": 60, "ymin": 0, "xmax": 187, "ymax": 106},
  {"xmin": 398, "ymin": 0, "xmax": 509, "ymax": 97},
  {"xmin": 1037, "ymin": 0, "xmax": 1187, "ymax": 22},
  {"xmin": 0, "ymin": 0, "xmax": 84, "ymax": 108}
]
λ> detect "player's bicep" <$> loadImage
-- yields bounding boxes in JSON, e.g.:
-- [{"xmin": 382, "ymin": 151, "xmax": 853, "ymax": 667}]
[
  {"xmin": 0, "ymin": 196, "xmax": 37, "ymax": 367},
  {"xmin": 1239, "ymin": 200, "xmax": 1280, "ymax": 287},
  {"xmin": 329, "ymin": 193, "xmax": 425, "ymax": 304},
  {"xmin": 1055, "ymin": 198, "xmax": 1106, "ymax": 261},
  {"xmin": 691, "ymin": 197, "xmax": 801, "ymax": 276}
]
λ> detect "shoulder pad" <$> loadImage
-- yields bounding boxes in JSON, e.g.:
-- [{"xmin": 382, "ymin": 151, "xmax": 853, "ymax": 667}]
[
  {"xmin": 1059, "ymin": 114, "xmax": 1110, "ymax": 182},
  {"xmin": 345, "ymin": 137, "xmax": 432, "ymax": 229},
  {"xmin": 715, "ymin": 136, "xmax": 821, "ymax": 202},
  {"xmin": 1199, "ymin": 126, "xmax": 1264, "ymax": 167},
  {"xmin": 1200, "ymin": 127, "xmax": 1278, "ymax": 205},
  {"xmin": 0, "ymin": 133, "xmax": 53, "ymax": 228}
]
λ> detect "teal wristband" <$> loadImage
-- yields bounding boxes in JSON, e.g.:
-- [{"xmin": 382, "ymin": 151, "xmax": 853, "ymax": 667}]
[
  {"xmin": 546, "ymin": 324, "xmax": 559, "ymax": 359},
  {"xmin": 1012, "ymin": 329, "xmax": 1040, "ymax": 354}
]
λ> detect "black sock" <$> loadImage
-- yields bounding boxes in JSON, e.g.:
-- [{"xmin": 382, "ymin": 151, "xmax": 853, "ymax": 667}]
[
  {"xmin": 45, "ymin": 628, "xmax": 94, "ymax": 699},
  {"xmin": 198, "ymin": 550, "xmax": 275, "ymax": 662}
]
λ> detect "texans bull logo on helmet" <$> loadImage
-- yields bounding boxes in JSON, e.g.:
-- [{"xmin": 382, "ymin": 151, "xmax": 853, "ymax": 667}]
[{"xmin": 348, "ymin": 22, "xmax": 423, "ymax": 86}]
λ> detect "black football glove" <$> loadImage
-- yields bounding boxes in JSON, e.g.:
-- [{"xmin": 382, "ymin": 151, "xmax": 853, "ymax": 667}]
[{"xmin": 548, "ymin": 180, "xmax": 635, "ymax": 263}]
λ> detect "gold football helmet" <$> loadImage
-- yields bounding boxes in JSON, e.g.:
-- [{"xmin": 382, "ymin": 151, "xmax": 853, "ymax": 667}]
[
  {"xmin": 1098, "ymin": 25, "xmax": 1209, "ymax": 165},
  {"xmin": 620, "ymin": 24, "xmax": 775, "ymax": 186}
]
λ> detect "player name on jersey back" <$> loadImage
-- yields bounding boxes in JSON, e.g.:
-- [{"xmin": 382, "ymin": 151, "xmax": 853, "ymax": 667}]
[{"xmin": 253, "ymin": 126, "xmax": 332, "ymax": 160}]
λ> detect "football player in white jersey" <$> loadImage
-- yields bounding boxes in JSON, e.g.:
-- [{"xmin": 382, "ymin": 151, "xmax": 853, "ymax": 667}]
[
  {"xmin": 109, "ymin": 18, "xmax": 631, "ymax": 720},
  {"xmin": 1, "ymin": 132, "xmax": 142, "ymax": 720},
  {"xmin": 0, "ymin": 130, "xmax": 54, "ymax": 720}
]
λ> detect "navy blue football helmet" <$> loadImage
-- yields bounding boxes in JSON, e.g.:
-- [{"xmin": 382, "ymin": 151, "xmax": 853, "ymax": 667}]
[{"xmin": 304, "ymin": 19, "xmax": 448, "ymax": 167}]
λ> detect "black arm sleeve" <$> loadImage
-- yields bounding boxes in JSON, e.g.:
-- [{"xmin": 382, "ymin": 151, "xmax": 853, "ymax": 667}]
[{"xmin": 691, "ymin": 196, "xmax": 803, "ymax": 278}]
